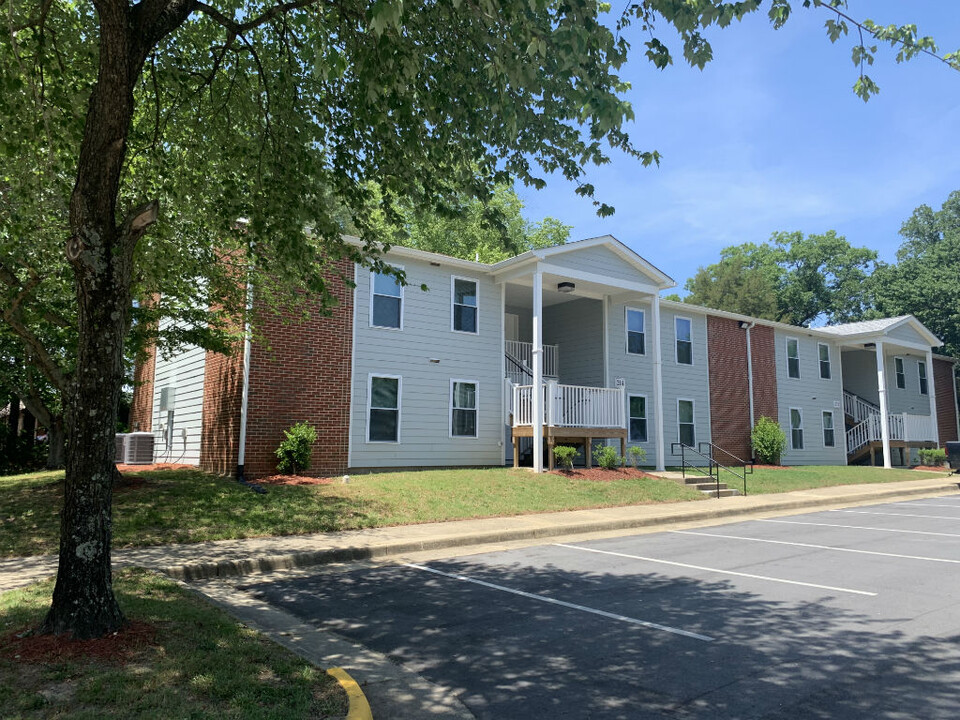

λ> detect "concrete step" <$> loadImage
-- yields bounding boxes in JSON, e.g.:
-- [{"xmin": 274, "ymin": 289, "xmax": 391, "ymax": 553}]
[{"xmin": 702, "ymin": 487, "xmax": 740, "ymax": 497}]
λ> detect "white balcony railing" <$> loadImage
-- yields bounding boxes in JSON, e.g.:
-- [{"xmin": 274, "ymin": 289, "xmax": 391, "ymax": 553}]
[
  {"xmin": 512, "ymin": 383, "xmax": 626, "ymax": 429},
  {"xmin": 847, "ymin": 412, "xmax": 937, "ymax": 454},
  {"xmin": 505, "ymin": 340, "xmax": 559, "ymax": 378}
]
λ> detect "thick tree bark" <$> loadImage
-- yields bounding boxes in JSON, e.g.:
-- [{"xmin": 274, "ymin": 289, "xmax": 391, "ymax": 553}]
[{"xmin": 46, "ymin": 418, "xmax": 66, "ymax": 469}]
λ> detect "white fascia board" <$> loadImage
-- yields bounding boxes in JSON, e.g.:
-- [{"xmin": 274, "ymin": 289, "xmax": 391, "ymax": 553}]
[
  {"xmin": 884, "ymin": 315, "xmax": 943, "ymax": 347},
  {"xmin": 537, "ymin": 262, "xmax": 662, "ymax": 295},
  {"xmin": 340, "ymin": 234, "xmax": 491, "ymax": 273}
]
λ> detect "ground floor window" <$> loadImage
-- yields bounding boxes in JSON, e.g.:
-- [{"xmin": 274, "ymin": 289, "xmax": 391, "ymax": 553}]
[
  {"xmin": 368, "ymin": 375, "xmax": 401, "ymax": 442},
  {"xmin": 822, "ymin": 410, "xmax": 835, "ymax": 448},
  {"xmin": 451, "ymin": 380, "xmax": 478, "ymax": 437},
  {"xmin": 790, "ymin": 408, "xmax": 804, "ymax": 450},
  {"xmin": 629, "ymin": 394, "xmax": 647, "ymax": 442},
  {"xmin": 677, "ymin": 399, "xmax": 695, "ymax": 447}
]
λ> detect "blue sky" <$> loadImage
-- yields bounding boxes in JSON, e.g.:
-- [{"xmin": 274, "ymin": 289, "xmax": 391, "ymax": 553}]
[{"xmin": 517, "ymin": 1, "xmax": 960, "ymax": 292}]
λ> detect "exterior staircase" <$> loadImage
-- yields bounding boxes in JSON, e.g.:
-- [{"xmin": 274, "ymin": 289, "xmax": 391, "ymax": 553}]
[{"xmin": 681, "ymin": 476, "xmax": 739, "ymax": 497}]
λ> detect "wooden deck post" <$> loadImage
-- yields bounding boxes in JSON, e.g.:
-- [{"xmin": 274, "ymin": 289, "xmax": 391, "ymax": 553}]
[
  {"xmin": 513, "ymin": 436, "xmax": 519, "ymax": 468},
  {"xmin": 585, "ymin": 437, "xmax": 592, "ymax": 468}
]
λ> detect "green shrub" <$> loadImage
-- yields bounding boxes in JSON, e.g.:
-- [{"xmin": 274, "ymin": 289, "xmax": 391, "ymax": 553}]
[
  {"xmin": 627, "ymin": 445, "xmax": 647, "ymax": 469},
  {"xmin": 918, "ymin": 448, "xmax": 947, "ymax": 466},
  {"xmin": 553, "ymin": 445, "xmax": 578, "ymax": 470},
  {"xmin": 751, "ymin": 416, "xmax": 786, "ymax": 465},
  {"xmin": 593, "ymin": 445, "xmax": 623, "ymax": 470},
  {"xmin": 275, "ymin": 422, "xmax": 318, "ymax": 474}
]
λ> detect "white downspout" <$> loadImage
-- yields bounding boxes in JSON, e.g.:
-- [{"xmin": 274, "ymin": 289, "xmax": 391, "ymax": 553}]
[
  {"xmin": 875, "ymin": 340, "xmax": 892, "ymax": 469},
  {"xmin": 926, "ymin": 350, "xmax": 939, "ymax": 446},
  {"xmin": 652, "ymin": 293, "xmax": 665, "ymax": 472},
  {"xmin": 532, "ymin": 269, "xmax": 544, "ymax": 472},
  {"xmin": 237, "ymin": 279, "xmax": 254, "ymax": 482}
]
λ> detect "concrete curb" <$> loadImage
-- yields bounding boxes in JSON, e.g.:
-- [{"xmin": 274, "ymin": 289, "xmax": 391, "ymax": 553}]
[
  {"xmin": 327, "ymin": 667, "xmax": 374, "ymax": 720},
  {"xmin": 161, "ymin": 478, "xmax": 960, "ymax": 582}
]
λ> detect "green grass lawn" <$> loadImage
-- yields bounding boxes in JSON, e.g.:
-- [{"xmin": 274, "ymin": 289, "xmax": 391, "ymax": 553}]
[
  {"xmin": 0, "ymin": 569, "xmax": 346, "ymax": 719},
  {"xmin": 0, "ymin": 464, "xmax": 951, "ymax": 558}
]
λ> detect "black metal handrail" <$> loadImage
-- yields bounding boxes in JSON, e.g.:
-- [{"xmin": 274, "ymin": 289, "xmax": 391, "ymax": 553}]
[
  {"xmin": 698, "ymin": 441, "xmax": 753, "ymax": 496},
  {"xmin": 671, "ymin": 442, "xmax": 724, "ymax": 498}
]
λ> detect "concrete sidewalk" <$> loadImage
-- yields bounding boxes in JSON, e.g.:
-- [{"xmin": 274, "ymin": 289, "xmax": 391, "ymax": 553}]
[{"xmin": 2, "ymin": 474, "xmax": 957, "ymax": 593}]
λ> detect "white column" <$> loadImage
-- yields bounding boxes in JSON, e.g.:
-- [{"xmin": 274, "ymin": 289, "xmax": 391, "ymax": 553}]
[
  {"xmin": 652, "ymin": 293, "xmax": 666, "ymax": 472},
  {"xmin": 926, "ymin": 350, "xmax": 939, "ymax": 445},
  {"xmin": 532, "ymin": 269, "xmax": 544, "ymax": 472},
  {"xmin": 875, "ymin": 341, "xmax": 892, "ymax": 469}
]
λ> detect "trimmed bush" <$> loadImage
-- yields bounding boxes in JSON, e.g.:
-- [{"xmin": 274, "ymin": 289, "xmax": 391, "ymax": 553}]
[
  {"xmin": 275, "ymin": 422, "xmax": 318, "ymax": 474},
  {"xmin": 627, "ymin": 445, "xmax": 647, "ymax": 469},
  {"xmin": 918, "ymin": 448, "xmax": 947, "ymax": 467},
  {"xmin": 593, "ymin": 445, "xmax": 623, "ymax": 470},
  {"xmin": 553, "ymin": 445, "xmax": 578, "ymax": 470},
  {"xmin": 751, "ymin": 416, "xmax": 786, "ymax": 465}
]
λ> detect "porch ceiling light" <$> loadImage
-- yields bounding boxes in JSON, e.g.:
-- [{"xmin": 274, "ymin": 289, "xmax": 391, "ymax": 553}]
[{"xmin": 557, "ymin": 281, "xmax": 575, "ymax": 293}]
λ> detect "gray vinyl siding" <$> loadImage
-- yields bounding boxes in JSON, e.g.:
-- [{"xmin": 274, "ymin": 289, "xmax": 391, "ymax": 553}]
[
  {"xmin": 151, "ymin": 323, "xmax": 206, "ymax": 465},
  {"xmin": 840, "ymin": 350, "xmax": 879, "ymax": 405},
  {"xmin": 606, "ymin": 298, "xmax": 711, "ymax": 466},
  {"xmin": 545, "ymin": 245, "xmax": 660, "ymax": 286},
  {"xmin": 774, "ymin": 331, "xmax": 846, "ymax": 465},
  {"xmin": 351, "ymin": 257, "xmax": 503, "ymax": 468},
  {"xmin": 544, "ymin": 299, "xmax": 604, "ymax": 386},
  {"xmin": 840, "ymin": 349, "xmax": 933, "ymax": 416},
  {"xmin": 886, "ymin": 323, "xmax": 930, "ymax": 347}
]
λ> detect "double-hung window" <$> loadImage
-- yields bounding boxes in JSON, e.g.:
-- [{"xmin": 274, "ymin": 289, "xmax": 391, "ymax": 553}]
[
  {"xmin": 786, "ymin": 338, "xmax": 800, "ymax": 379},
  {"xmin": 368, "ymin": 375, "xmax": 401, "ymax": 442},
  {"xmin": 790, "ymin": 408, "xmax": 804, "ymax": 450},
  {"xmin": 894, "ymin": 357, "xmax": 906, "ymax": 389},
  {"xmin": 450, "ymin": 380, "xmax": 478, "ymax": 437},
  {"xmin": 675, "ymin": 317, "xmax": 693, "ymax": 365},
  {"xmin": 626, "ymin": 308, "xmax": 645, "ymax": 355},
  {"xmin": 818, "ymin": 343, "xmax": 831, "ymax": 380},
  {"xmin": 452, "ymin": 277, "xmax": 478, "ymax": 334},
  {"xmin": 371, "ymin": 271, "xmax": 403, "ymax": 329},
  {"xmin": 918, "ymin": 361, "xmax": 929, "ymax": 395},
  {"xmin": 628, "ymin": 395, "xmax": 647, "ymax": 442},
  {"xmin": 822, "ymin": 411, "xmax": 835, "ymax": 448},
  {"xmin": 677, "ymin": 399, "xmax": 695, "ymax": 447}
]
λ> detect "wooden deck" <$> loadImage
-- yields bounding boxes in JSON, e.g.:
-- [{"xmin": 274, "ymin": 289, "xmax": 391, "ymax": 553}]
[
  {"xmin": 511, "ymin": 425, "xmax": 628, "ymax": 470},
  {"xmin": 848, "ymin": 439, "xmax": 937, "ymax": 465}
]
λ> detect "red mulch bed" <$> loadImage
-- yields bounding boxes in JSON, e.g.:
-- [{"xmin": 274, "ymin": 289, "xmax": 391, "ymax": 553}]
[
  {"xmin": 115, "ymin": 463, "xmax": 193, "ymax": 474},
  {"xmin": 549, "ymin": 467, "xmax": 660, "ymax": 482},
  {"xmin": 913, "ymin": 465, "xmax": 953, "ymax": 472},
  {"xmin": 257, "ymin": 474, "xmax": 338, "ymax": 486},
  {"xmin": 1, "ymin": 621, "xmax": 157, "ymax": 664}
]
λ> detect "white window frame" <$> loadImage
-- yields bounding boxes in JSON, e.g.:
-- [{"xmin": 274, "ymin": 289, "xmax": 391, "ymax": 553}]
[
  {"xmin": 366, "ymin": 373, "xmax": 402, "ymax": 443},
  {"xmin": 449, "ymin": 378, "xmax": 479, "ymax": 439},
  {"xmin": 894, "ymin": 356, "xmax": 906, "ymax": 389},
  {"xmin": 822, "ymin": 410, "xmax": 835, "ymax": 448},
  {"xmin": 677, "ymin": 398, "xmax": 696, "ymax": 447},
  {"xmin": 625, "ymin": 307, "xmax": 646, "ymax": 356},
  {"xmin": 918, "ymin": 360, "xmax": 929, "ymax": 395},
  {"xmin": 786, "ymin": 337, "xmax": 801, "ymax": 379},
  {"xmin": 369, "ymin": 267, "xmax": 404, "ymax": 330},
  {"xmin": 675, "ymin": 316, "xmax": 694, "ymax": 365},
  {"xmin": 628, "ymin": 393, "xmax": 648, "ymax": 443},
  {"xmin": 451, "ymin": 275, "xmax": 480, "ymax": 335},
  {"xmin": 790, "ymin": 407, "xmax": 804, "ymax": 450},
  {"xmin": 818, "ymin": 342, "xmax": 832, "ymax": 380}
]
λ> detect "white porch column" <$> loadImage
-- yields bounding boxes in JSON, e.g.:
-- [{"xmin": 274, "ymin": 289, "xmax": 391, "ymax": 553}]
[
  {"xmin": 652, "ymin": 293, "xmax": 666, "ymax": 472},
  {"xmin": 532, "ymin": 269, "xmax": 544, "ymax": 472},
  {"xmin": 875, "ymin": 341, "xmax": 892, "ymax": 468},
  {"xmin": 926, "ymin": 350, "xmax": 939, "ymax": 445}
]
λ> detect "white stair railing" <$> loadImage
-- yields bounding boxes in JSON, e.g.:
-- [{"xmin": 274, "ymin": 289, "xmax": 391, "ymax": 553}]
[
  {"xmin": 505, "ymin": 341, "xmax": 559, "ymax": 378},
  {"xmin": 847, "ymin": 419, "xmax": 870, "ymax": 454},
  {"xmin": 843, "ymin": 391, "xmax": 880, "ymax": 424}
]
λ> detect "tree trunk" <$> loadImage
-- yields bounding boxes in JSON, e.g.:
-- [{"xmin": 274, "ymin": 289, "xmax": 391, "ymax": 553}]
[
  {"xmin": 22, "ymin": 410, "xmax": 36, "ymax": 448},
  {"xmin": 7, "ymin": 393, "xmax": 20, "ymax": 454},
  {"xmin": 46, "ymin": 418, "xmax": 66, "ymax": 469}
]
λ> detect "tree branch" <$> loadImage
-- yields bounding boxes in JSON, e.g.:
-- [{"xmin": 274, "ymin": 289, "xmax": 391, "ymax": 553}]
[{"xmin": 194, "ymin": 0, "xmax": 319, "ymax": 35}]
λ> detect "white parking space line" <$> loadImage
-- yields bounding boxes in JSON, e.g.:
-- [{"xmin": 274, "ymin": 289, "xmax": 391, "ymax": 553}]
[
  {"xmin": 554, "ymin": 543, "xmax": 877, "ymax": 596},
  {"xmin": 401, "ymin": 562, "xmax": 714, "ymax": 642},
  {"xmin": 671, "ymin": 530, "xmax": 960, "ymax": 565},
  {"xmin": 830, "ymin": 509, "xmax": 960, "ymax": 521},
  {"xmin": 759, "ymin": 519, "xmax": 960, "ymax": 538},
  {"xmin": 892, "ymin": 502, "xmax": 960, "ymax": 510}
]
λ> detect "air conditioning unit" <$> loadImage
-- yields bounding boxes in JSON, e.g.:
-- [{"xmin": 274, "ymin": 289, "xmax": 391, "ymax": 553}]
[{"xmin": 114, "ymin": 432, "xmax": 156, "ymax": 465}]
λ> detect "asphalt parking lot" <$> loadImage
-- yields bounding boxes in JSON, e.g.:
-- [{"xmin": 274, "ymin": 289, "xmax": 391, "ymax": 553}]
[{"xmin": 242, "ymin": 495, "xmax": 960, "ymax": 719}]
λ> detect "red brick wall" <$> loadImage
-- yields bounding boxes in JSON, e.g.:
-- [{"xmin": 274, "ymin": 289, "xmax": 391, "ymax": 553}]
[
  {"xmin": 706, "ymin": 318, "xmax": 779, "ymax": 462},
  {"xmin": 934, "ymin": 358, "xmax": 959, "ymax": 445},
  {"xmin": 241, "ymin": 260, "xmax": 354, "ymax": 478},
  {"xmin": 199, "ymin": 346, "xmax": 244, "ymax": 475},
  {"xmin": 129, "ymin": 342, "xmax": 157, "ymax": 431}
]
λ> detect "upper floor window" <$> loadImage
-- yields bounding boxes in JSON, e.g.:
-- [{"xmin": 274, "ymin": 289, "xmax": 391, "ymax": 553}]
[
  {"xmin": 918, "ymin": 361, "xmax": 929, "ymax": 395},
  {"xmin": 452, "ymin": 277, "xmax": 478, "ymax": 334},
  {"xmin": 629, "ymin": 395, "xmax": 647, "ymax": 443},
  {"xmin": 450, "ymin": 380, "xmax": 478, "ymax": 437},
  {"xmin": 818, "ymin": 343, "xmax": 831, "ymax": 380},
  {"xmin": 626, "ymin": 308, "xmax": 645, "ymax": 355},
  {"xmin": 790, "ymin": 408, "xmax": 804, "ymax": 450},
  {"xmin": 894, "ymin": 357, "xmax": 906, "ymax": 389},
  {"xmin": 371, "ymin": 270, "xmax": 403, "ymax": 329},
  {"xmin": 786, "ymin": 337, "xmax": 800, "ymax": 379},
  {"xmin": 675, "ymin": 317, "xmax": 693, "ymax": 365}
]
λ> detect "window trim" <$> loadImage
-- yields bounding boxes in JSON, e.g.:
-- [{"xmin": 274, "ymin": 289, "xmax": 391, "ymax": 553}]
[
  {"xmin": 366, "ymin": 373, "xmax": 402, "ymax": 444},
  {"xmin": 369, "ymin": 267, "xmax": 404, "ymax": 331},
  {"xmin": 449, "ymin": 378, "xmax": 479, "ymax": 439},
  {"xmin": 625, "ymin": 306, "xmax": 646, "ymax": 356},
  {"xmin": 822, "ymin": 410, "xmax": 835, "ymax": 448},
  {"xmin": 918, "ymin": 360, "xmax": 929, "ymax": 396},
  {"xmin": 674, "ymin": 316, "xmax": 694, "ymax": 366},
  {"xmin": 894, "ymin": 356, "xmax": 906, "ymax": 390},
  {"xmin": 789, "ymin": 407, "xmax": 804, "ymax": 450},
  {"xmin": 628, "ymin": 393, "xmax": 648, "ymax": 443},
  {"xmin": 786, "ymin": 336, "xmax": 801, "ymax": 379},
  {"xmin": 450, "ymin": 275, "xmax": 480, "ymax": 335},
  {"xmin": 818, "ymin": 342, "xmax": 832, "ymax": 380},
  {"xmin": 677, "ymin": 398, "xmax": 696, "ymax": 447}
]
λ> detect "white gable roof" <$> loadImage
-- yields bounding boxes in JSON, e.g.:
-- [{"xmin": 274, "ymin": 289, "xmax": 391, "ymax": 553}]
[{"xmin": 819, "ymin": 315, "xmax": 941, "ymax": 346}]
